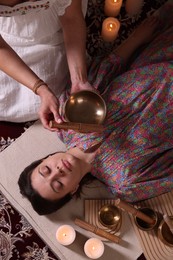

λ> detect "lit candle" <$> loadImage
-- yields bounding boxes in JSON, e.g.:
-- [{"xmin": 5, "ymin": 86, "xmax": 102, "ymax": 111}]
[
  {"xmin": 104, "ymin": 0, "xmax": 123, "ymax": 17},
  {"xmin": 84, "ymin": 238, "xmax": 104, "ymax": 259},
  {"xmin": 56, "ymin": 225, "xmax": 76, "ymax": 246},
  {"xmin": 101, "ymin": 17, "xmax": 120, "ymax": 42},
  {"xmin": 125, "ymin": 0, "xmax": 144, "ymax": 16}
]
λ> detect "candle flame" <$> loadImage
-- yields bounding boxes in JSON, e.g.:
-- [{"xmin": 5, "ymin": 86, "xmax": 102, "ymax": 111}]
[
  {"xmin": 107, "ymin": 23, "xmax": 116, "ymax": 31},
  {"xmin": 112, "ymin": 0, "xmax": 121, "ymax": 3},
  {"xmin": 63, "ymin": 233, "xmax": 67, "ymax": 237}
]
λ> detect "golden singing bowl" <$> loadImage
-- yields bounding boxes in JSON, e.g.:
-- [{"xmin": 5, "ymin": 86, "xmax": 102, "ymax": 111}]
[
  {"xmin": 98, "ymin": 204, "xmax": 122, "ymax": 228},
  {"xmin": 134, "ymin": 207, "xmax": 158, "ymax": 231},
  {"xmin": 64, "ymin": 90, "xmax": 107, "ymax": 124},
  {"xmin": 158, "ymin": 216, "xmax": 173, "ymax": 247}
]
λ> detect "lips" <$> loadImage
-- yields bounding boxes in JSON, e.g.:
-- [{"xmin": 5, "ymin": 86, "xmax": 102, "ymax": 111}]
[{"xmin": 61, "ymin": 159, "xmax": 72, "ymax": 172}]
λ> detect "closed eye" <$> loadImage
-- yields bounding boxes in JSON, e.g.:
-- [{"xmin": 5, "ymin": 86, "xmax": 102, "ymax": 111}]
[
  {"xmin": 38, "ymin": 165, "xmax": 50, "ymax": 177},
  {"xmin": 51, "ymin": 180, "xmax": 63, "ymax": 193},
  {"xmin": 38, "ymin": 165, "xmax": 63, "ymax": 193}
]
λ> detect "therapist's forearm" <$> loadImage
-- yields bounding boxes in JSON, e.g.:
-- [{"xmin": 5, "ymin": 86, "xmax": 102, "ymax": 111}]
[
  {"xmin": 64, "ymin": 18, "xmax": 87, "ymax": 85},
  {"xmin": 59, "ymin": 4, "xmax": 88, "ymax": 85},
  {"xmin": 0, "ymin": 36, "xmax": 41, "ymax": 90}
]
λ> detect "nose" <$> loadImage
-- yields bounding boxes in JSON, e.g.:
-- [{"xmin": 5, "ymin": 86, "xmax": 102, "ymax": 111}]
[
  {"xmin": 48, "ymin": 166, "xmax": 64, "ymax": 180},
  {"xmin": 57, "ymin": 166, "xmax": 64, "ymax": 174}
]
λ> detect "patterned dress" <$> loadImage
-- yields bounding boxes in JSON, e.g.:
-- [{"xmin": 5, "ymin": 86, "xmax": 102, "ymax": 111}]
[{"xmin": 58, "ymin": 3, "xmax": 173, "ymax": 202}]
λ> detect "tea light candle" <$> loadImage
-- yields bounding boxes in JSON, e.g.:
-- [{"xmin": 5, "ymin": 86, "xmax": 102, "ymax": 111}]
[
  {"xmin": 101, "ymin": 17, "xmax": 120, "ymax": 42},
  {"xmin": 104, "ymin": 0, "xmax": 123, "ymax": 17},
  {"xmin": 56, "ymin": 225, "xmax": 76, "ymax": 246},
  {"xmin": 84, "ymin": 238, "xmax": 104, "ymax": 259}
]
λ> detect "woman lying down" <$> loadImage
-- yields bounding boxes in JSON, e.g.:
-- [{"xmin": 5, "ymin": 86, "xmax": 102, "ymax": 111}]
[{"xmin": 18, "ymin": 4, "xmax": 173, "ymax": 215}]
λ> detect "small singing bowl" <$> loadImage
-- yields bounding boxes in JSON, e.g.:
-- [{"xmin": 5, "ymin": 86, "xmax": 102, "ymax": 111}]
[
  {"xmin": 134, "ymin": 207, "xmax": 158, "ymax": 231},
  {"xmin": 64, "ymin": 90, "xmax": 107, "ymax": 124},
  {"xmin": 98, "ymin": 204, "xmax": 122, "ymax": 228},
  {"xmin": 158, "ymin": 216, "xmax": 173, "ymax": 247}
]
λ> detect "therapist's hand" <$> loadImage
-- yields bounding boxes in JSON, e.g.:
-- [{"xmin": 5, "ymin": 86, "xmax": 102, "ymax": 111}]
[{"xmin": 37, "ymin": 85, "xmax": 63, "ymax": 131}]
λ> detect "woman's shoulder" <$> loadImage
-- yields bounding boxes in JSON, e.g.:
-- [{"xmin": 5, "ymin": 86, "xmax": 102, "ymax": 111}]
[{"xmin": 55, "ymin": 0, "xmax": 88, "ymax": 16}]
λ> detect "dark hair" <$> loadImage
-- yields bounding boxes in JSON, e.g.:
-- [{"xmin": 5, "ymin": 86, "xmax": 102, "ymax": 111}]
[{"xmin": 18, "ymin": 154, "xmax": 95, "ymax": 215}]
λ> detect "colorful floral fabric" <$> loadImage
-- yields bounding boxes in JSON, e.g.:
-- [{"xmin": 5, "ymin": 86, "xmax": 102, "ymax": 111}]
[{"xmin": 58, "ymin": 4, "xmax": 173, "ymax": 202}]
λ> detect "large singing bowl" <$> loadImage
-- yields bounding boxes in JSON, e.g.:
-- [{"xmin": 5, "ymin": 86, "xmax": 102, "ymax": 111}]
[{"xmin": 64, "ymin": 90, "xmax": 107, "ymax": 124}]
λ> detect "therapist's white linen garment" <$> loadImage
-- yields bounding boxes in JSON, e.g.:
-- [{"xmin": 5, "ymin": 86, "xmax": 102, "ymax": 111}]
[{"xmin": 0, "ymin": 0, "xmax": 88, "ymax": 122}]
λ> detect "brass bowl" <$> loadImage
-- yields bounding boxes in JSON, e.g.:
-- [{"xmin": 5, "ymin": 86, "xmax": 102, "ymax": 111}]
[
  {"xmin": 64, "ymin": 90, "xmax": 107, "ymax": 124},
  {"xmin": 134, "ymin": 207, "xmax": 158, "ymax": 231},
  {"xmin": 158, "ymin": 216, "xmax": 173, "ymax": 247},
  {"xmin": 98, "ymin": 204, "xmax": 122, "ymax": 228}
]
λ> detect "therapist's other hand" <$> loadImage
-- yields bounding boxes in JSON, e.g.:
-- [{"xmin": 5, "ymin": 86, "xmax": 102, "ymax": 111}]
[{"xmin": 71, "ymin": 81, "xmax": 96, "ymax": 93}]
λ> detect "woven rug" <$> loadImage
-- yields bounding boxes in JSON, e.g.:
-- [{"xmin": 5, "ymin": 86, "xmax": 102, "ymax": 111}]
[{"xmin": 0, "ymin": 121, "xmax": 59, "ymax": 260}]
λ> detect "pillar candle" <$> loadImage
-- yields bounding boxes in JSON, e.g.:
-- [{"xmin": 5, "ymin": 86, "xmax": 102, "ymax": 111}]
[
  {"xmin": 104, "ymin": 0, "xmax": 123, "ymax": 17},
  {"xmin": 101, "ymin": 17, "xmax": 120, "ymax": 42},
  {"xmin": 56, "ymin": 225, "xmax": 76, "ymax": 246},
  {"xmin": 125, "ymin": 0, "xmax": 144, "ymax": 16},
  {"xmin": 84, "ymin": 238, "xmax": 104, "ymax": 259}
]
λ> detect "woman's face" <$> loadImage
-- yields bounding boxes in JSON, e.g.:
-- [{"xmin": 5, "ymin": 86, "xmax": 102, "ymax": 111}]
[{"xmin": 31, "ymin": 152, "xmax": 83, "ymax": 201}]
